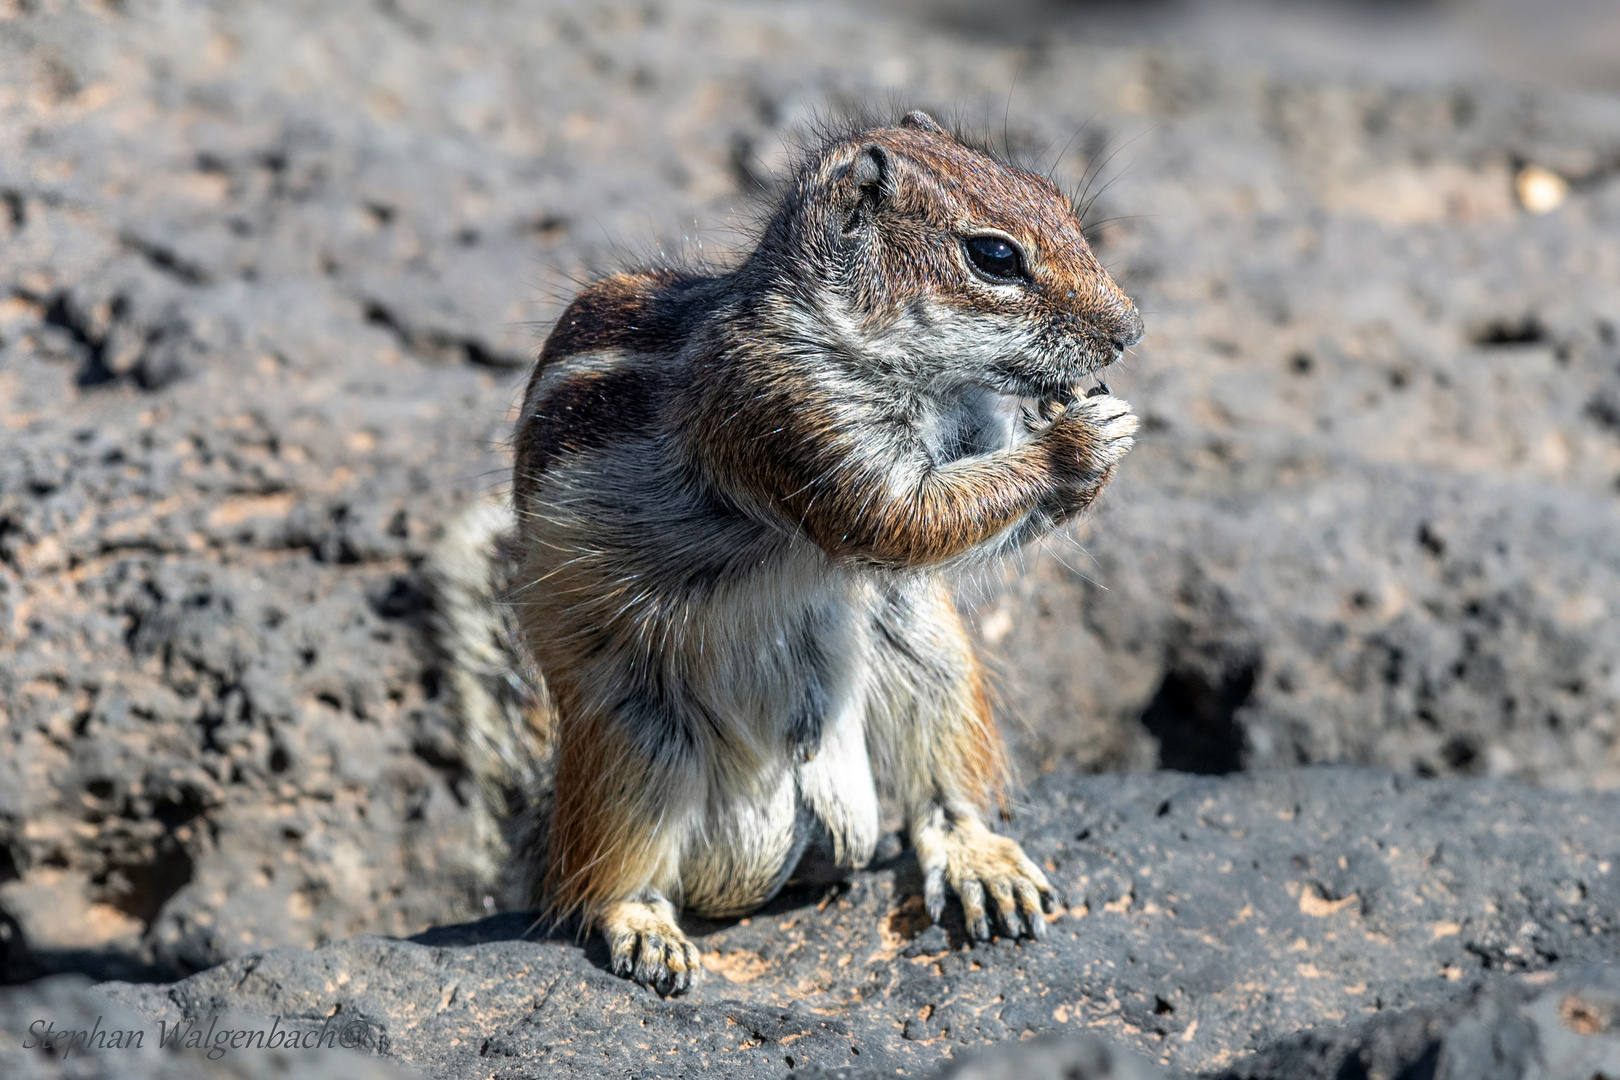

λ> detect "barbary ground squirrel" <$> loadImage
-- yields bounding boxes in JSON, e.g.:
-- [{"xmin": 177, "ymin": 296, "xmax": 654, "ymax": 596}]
[{"xmin": 429, "ymin": 110, "xmax": 1143, "ymax": 995}]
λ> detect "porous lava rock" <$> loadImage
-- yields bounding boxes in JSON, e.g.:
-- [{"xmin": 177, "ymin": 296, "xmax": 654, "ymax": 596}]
[
  {"xmin": 4, "ymin": 2, "xmax": 1620, "ymax": 1077},
  {"xmin": 4, "ymin": 769, "xmax": 1614, "ymax": 1078}
]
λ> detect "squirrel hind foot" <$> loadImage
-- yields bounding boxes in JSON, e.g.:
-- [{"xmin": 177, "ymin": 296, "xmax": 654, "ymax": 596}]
[
  {"xmin": 913, "ymin": 816, "xmax": 1059, "ymax": 943},
  {"xmin": 601, "ymin": 890, "xmax": 704, "ymax": 996}
]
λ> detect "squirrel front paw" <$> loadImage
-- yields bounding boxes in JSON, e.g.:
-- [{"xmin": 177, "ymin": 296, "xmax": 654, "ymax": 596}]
[
  {"xmin": 1034, "ymin": 394, "xmax": 1138, "ymax": 518},
  {"xmin": 913, "ymin": 813, "xmax": 1059, "ymax": 941},
  {"xmin": 1058, "ymin": 393, "xmax": 1138, "ymax": 476},
  {"xmin": 601, "ymin": 891, "xmax": 703, "ymax": 995}
]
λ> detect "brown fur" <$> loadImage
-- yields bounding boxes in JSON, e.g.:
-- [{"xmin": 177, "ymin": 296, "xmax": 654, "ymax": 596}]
[
  {"xmin": 519, "ymin": 366, "xmax": 664, "ymax": 482},
  {"xmin": 544, "ymin": 678, "xmax": 663, "ymax": 920}
]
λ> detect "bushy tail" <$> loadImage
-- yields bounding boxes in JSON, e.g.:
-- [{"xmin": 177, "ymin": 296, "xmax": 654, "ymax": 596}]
[{"xmin": 425, "ymin": 497, "xmax": 554, "ymax": 903}]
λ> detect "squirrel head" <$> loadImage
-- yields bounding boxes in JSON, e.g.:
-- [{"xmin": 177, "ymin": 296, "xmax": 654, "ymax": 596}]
[{"xmin": 757, "ymin": 110, "xmax": 1143, "ymax": 401}]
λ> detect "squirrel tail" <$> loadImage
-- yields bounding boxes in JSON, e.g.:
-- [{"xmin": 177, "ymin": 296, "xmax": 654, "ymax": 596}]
[{"xmin": 425, "ymin": 496, "xmax": 554, "ymax": 907}]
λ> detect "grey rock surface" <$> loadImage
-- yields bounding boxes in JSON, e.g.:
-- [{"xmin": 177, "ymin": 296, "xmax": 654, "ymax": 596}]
[
  {"xmin": 54, "ymin": 769, "xmax": 1620, "ymax": 1079},
  {"xmin": 4, "ymin": 0, "xmax": 1620, "ymax": 1077},
  {"xmin": 1214, "ymin": 963, "xmax": 1620, "ymax": 1080},
  {"xmin": 936, "ymin": 1035, "xmax": 1165, "ymax": 1080},
  {"xmin": 949, "ymin": 963, "xmax": 1620, "ymax": 1080},
  {"xmin": 5, "ymin": 0, "xmax": 1620, "ymax": 987}
]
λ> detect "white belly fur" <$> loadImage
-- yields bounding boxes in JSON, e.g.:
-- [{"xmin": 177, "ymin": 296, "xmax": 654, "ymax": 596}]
[{"xmin": 673, "ymin": 557, "xmax": 883, "ymax": 914}]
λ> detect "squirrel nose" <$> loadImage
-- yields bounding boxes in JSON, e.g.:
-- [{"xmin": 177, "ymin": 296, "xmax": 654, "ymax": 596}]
[{"xmin": 1109, "ymin": 305, "xmax": 1145, "ymax": 350}]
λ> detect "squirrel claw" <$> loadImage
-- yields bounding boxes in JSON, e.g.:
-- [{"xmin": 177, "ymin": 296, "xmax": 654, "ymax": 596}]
[
  {"xmin": 603, "ymin": 894, "xmax": 703, "ymax": 996},
  {"xmin": 914, "ymin": 814, "xmax": 1058, "ymax": 943},
  {"xmin": 924, "ymin": 867, "xmax": 947, "ymax": 924},
  {"xmin": 1041, "ymin": 882, "xmax": 1065, "ymax": 914}
]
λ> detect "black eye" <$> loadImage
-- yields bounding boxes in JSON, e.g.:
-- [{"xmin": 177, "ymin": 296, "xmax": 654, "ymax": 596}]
[{"xmin": 963, "ymin": 235, "xmax": 1026, "ymax": 282}]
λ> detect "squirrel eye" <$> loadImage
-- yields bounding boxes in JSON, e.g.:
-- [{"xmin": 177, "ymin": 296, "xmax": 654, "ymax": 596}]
[{"xmin": 963, "ymin": 235, "xmax": 1027, "ymax": 282}]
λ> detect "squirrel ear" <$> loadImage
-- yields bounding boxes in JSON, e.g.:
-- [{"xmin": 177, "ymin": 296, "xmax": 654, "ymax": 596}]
[
  {"xmin": 839, "ymin": 143, "xmax": 890, "ymax": 232},
  {"xmin": 899, "ymin": 110, "xmax": 945, "ymax": 135}
]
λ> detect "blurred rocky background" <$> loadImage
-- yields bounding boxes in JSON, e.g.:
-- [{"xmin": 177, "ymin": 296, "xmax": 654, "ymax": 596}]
[{"xmin": 2, "ymin": 0, "xmax": 1619, "ymax": 1075}]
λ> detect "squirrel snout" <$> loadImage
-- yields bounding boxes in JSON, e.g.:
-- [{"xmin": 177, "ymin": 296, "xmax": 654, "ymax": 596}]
[
  {"xmin": 1108, "ymin": 305, "xmax": 1145, "ymax": 351},
  {"xmin": 1064, "ymin": 281, "xmax": 1144, "ymax": 354}
]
